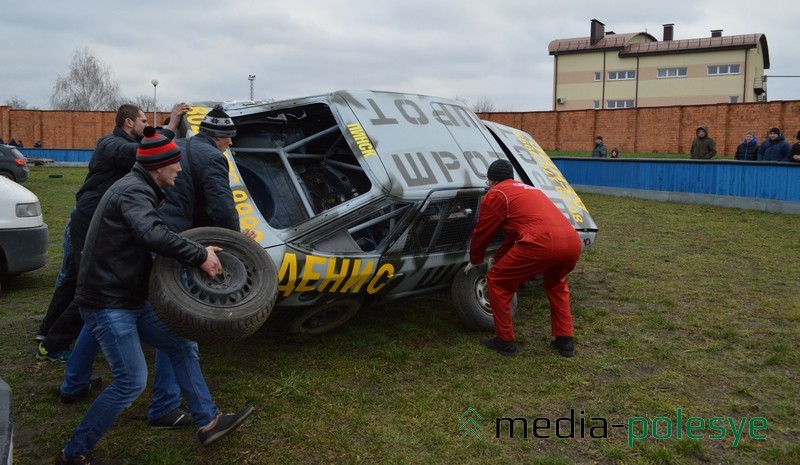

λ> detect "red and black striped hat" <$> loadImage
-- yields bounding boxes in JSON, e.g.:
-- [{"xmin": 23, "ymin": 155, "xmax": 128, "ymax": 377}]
[{"xmin": 136, "ymin": 126, "xmax": 182, "ymax": 170}]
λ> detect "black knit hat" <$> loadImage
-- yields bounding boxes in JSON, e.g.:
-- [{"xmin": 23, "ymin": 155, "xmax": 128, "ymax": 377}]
[
  {"xmin": 769, "ymin": 127, "xmax": 781, "ymax": 135},
  {"xmin": 487, "ymin": 159, "xmax": 514, "ymax": 182},
  {"xmin": 199, "ymin": 104, "xmax": 237, "ymax": 137},
  {"xmin": 136, "ymin": 126, "xmax": 182, "ymax": 170}
]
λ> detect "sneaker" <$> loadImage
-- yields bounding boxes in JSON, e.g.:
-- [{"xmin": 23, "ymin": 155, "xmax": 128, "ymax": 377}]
[
  {"xmin": 149, "ymin": 406, "xmax": 194, "ymax": 429},
  {"xmin": 198, "ymin": 405, "xmax": 254, "ymax": 446},
  {"xmin": 60, "ymin": 376, "xmax": 103, "ymax": 404},
  {"xmin": 480, "ymin": 336, "xmax": 517, "ymax": 356},
  {"xmin": 550, "ymin": 336, "xmax": 575, "ymax": 357},
  {"xmin": 54, "ymin": 451, "xmax": 109, "ymax": 464},
  {"xmin": 36, "ymin": 343, "xmax": 72, "ymax": 362}
]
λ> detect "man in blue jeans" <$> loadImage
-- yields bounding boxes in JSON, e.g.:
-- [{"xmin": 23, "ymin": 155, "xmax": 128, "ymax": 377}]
[
  {"xmin": 61, "ymin": 105, "xmax": 251, "ymax": 428},
  {"xmin": 55, "ymin": 128, "xmax": 252, "ymax": 465}
]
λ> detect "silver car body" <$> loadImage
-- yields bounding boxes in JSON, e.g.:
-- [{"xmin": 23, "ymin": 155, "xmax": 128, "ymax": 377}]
[{"xmin": 180, "ymin": 90, "xmax": 597, "ymax": 325}]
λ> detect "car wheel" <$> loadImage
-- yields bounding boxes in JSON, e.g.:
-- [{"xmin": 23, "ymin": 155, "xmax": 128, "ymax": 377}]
[
  {"xmin": 149, "ymin": 227, "xmax": 278, "ymax": 343},
  {"xmin": 281, "ymin": 297, "xmax": 362, "ymax": 335},
  {"xmin": 0, "ymin": 171, "xmax": 13, "ymax": 181},
  {"xmin": 451, "ymin": 264, "xmax": 517, "ymax": 331}
]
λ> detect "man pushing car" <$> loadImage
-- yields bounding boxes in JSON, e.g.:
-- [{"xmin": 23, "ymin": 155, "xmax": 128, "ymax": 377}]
[{"xmin": 466, "ymin": 159, "xmax": 582, "ymax": 357}]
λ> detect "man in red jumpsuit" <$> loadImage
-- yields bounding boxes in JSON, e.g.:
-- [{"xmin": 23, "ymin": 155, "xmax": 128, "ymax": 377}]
[{"xmin": 467, "ymin": 159, "xmax": 582, "ymax": 357}]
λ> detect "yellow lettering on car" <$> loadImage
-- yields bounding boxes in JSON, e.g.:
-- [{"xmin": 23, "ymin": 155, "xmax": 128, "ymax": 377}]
[
  {"xmin": 366, "ymin": 264, "xmax": 394, "ymax": 293},
  {"xmin": 186, "ymin": 106, "xmax": 209, "ymax": 134},
  {"xmin": 278, "ymin": 254, "xmax": 300, "ymax": 297},
  {"xmin": 319, "ymin": 259, "xmax": 352, "ymax": 293},
  {"xmin": 295, "ymin": 255, "xmax": 326, "ymax": 292},
  {"xmin": 277, "ymin": 253, "xmax": 394, "ymax": 297},
  {"xmin": 515, "ymin": 131, "xmax": 590, "ymax": 222},
  {"xmin": 340, "ymin": 260, "xmax": 374, "ymax": 293},
  {"xmin": 231, "ymin": 188, "xmax": 263, "ymax": 241},
  {"xmin": 346, "ymin": 123, "xmax": 377, "ymax": 157}
]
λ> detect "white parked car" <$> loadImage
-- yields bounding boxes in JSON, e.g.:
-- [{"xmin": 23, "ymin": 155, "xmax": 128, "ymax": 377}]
[{"xmin": 0, "ymin": 176, "xmax": 48, "ymax": 281}]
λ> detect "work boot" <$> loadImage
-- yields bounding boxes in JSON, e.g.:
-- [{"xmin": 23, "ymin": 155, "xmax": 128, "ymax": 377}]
[
  {"xmin": 479, "ymin": 336, "xmax": 517, "ymax": 356},
  {"xmin": 550, "ymin": 336, "xmax": 575, "ymax": 357}
]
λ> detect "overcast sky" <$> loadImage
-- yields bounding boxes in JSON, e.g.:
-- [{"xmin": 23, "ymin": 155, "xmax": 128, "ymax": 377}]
[{"xmin": 2, "ymin": 0, "xmax": 798, "ymax": 112}]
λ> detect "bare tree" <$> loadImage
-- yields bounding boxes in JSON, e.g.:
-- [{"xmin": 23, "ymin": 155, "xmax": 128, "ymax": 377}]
[
  {"xmin": 471, "ymin": 96, "xmax": 496, "ymax": 113},
  {"xmin": 450, "ymin": 95, "xmax": 497, "ymax": 113},
  {"xmin": 49, "ymin": 48, "xmax": 125, "ymax": 111},
  {"xmin": 133, "ymin": 95, "xmax": 162, "ymax": 113},
  {"xmin": 4, "ymin": 96, "xmax": 32, "ymax": 109}
]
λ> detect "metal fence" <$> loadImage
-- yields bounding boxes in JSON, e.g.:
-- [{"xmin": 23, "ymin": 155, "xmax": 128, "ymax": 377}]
[{"xmin": 552, "ymin": 157, "xmax": 800, "ymax": 214}]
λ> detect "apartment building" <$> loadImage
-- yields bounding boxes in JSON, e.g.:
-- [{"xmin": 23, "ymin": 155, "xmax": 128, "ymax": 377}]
[{"xmin": 548, "ymin": 19, "xmax": 770, "ymax": 111}]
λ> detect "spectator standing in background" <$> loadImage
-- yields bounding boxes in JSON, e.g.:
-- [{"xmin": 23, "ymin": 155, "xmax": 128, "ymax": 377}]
[
  {"xmin": 790, "ymin": 130, "xmax": 800, "ymax": 163},
  {"xmin": 610, "ymin": 148, "xmax": 619, "ymax": 158},
  {"xmin": 591, "ymin": 136, "xmax": 607, "ymax": 158},
  {"xmin": 690, "ymin": 126, "xmax": 716, "ymax": 159},
  {"xmin": 734, "ymin": 131, "xmax": 759, "ymax": 161},
  {"xmin": 758, "ymin": 128, "xmax": 791, "ymax": 162}
]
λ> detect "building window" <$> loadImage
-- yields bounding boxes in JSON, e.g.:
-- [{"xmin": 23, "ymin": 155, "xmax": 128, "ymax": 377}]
[
  {"xmin": 606, "ymin": 100, "xmax": 635, "ymax": 109},
  {"xmin": 708, "ymin": 64, "xmax": 740, "ymax": 75},
  {"xmin": 594, "ymin": 72, "xmax": 601, "ymax": 81},
  {"xmin": 729, "ymin": 96, "xmax": 739, "ymax": 103},
  {"xmin": 608, "ymin": 70, "xmax": 636, "ymax": 80},
  {"xmin": 593, "ymin": 100, "xmax": 601, "ymax": 109},
  {"xmin": 657, "ymin": 67, "xmax": 688, "ymax": 78}
]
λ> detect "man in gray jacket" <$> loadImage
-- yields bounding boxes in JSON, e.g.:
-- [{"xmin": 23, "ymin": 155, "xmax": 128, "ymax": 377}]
[{"xmin": 690, "ymin": 126, "xmax": 717, "ymax": 159}]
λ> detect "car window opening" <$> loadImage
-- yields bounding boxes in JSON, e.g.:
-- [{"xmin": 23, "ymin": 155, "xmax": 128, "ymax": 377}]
[{"xmin": 232, "ymin": 103, "xmax": 372, "ymax": 229}]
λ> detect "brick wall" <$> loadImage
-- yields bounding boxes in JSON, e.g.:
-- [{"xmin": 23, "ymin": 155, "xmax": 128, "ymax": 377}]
[
  {"xmin": 0, "ymin": 107, "xmax": 168, "ymax": 149},
  {"xmin": 481, "ymin": 100, "xmax": 800, "ymax": 157},
  {"xmin": 2, "ymin": 101, "xmax": 799, "ymax": 156}
]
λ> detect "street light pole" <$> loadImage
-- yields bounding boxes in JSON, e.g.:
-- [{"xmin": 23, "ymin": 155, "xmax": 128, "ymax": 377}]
[
  {"xmin": 151, "ymin": 78, "xmax": 159, "ymax": 125},
  {"xmin": 248, "ymin": 75, "xmax": 256, "ymax": 101}
]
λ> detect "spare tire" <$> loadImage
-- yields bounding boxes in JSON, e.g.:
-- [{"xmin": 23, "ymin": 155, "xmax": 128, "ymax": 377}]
[
  {"xmin": 149, "ymin": 227, "xmax": 278, "ymax": 343},
  {"xmin": 451, "ymin": 264, "xmax": 517, "ymax": 331}
]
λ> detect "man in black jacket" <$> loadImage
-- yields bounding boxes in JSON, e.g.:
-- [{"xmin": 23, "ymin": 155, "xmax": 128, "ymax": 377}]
[
  {"xmin": 40, "ymin": 104, "xmax": 202, "ymax": 431},
  {"xmin": 37, "ymin": 103, "xmax": 188, "ymax": 361},
  {"xmin": 55, "ymin": 128, "xmax": 253, "ymax": 465},
  {"xmin": 58, "ymin": 105, "xmax": 254, "ymax": 430}
]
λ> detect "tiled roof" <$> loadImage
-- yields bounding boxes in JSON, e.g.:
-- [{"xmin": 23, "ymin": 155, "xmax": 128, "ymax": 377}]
[
  {"xmin": 548, "ymin": 32, "xmax": 769, "ymax": 68},
  {"xmin": 548, "ymin": 33, "xmax": 655, "ymax": 54},
  {"xmin": 625, "ymin": 33, "xmax": 761, "ymax": 53}
]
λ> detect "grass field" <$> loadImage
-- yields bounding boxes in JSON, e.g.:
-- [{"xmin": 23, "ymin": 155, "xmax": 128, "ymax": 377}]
[{"xmin": 1, "ymin": 166, "xmax": 799, "ymax": 465}]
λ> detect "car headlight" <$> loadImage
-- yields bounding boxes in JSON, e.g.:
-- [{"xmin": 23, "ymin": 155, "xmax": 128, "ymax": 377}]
[{"xmin": 16, "ymin": 202, "xmax": 41, "ymax": 217}]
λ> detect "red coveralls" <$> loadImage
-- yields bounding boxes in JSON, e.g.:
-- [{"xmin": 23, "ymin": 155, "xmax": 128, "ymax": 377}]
[{"xmin": 469, "ymin": 180, "xmax": 582, "ymax": 342}]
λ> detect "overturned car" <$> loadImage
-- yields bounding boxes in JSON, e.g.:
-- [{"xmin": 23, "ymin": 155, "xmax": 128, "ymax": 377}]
[{"xmin": 151, "ymin": 90, "xmax": 597, "ymax": 342}]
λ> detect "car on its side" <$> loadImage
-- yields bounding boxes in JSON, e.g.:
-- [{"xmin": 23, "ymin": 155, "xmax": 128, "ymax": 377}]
[
  {"xmin": 0, "ymin": 145, "xmax": 30, "ymax": 183},
  {"xmin": 0, "ymin": 177, "xmax": 48, "ymax": 281},
  {"xmin": 152, "ymin": 90, "xmax": 598, "ymax": 343}
]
